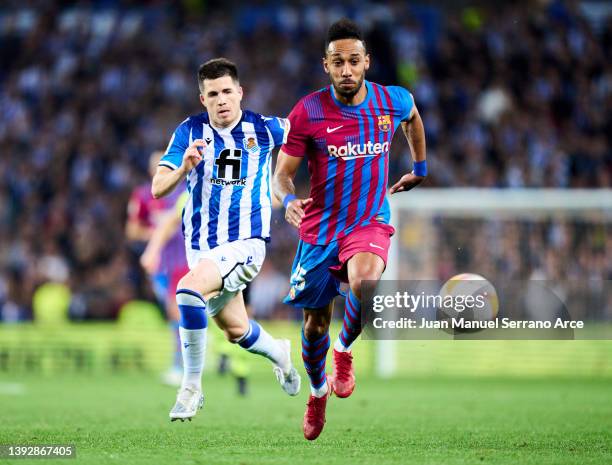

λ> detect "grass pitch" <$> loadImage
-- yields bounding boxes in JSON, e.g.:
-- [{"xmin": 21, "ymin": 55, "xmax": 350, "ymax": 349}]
[{"xmin": 1, "ymin": 370, "xmax": 610, "ymax": 465}]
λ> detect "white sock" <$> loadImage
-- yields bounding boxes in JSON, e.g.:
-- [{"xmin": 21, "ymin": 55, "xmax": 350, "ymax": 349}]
[
  {"xmin": 311, "ymin": 381, "xmax": 329, "ymax": 398},
  {"xmin": 236, "ymin": 320, "xmax": 290, "ymax": 373},
  {"xmin": 176, "ymin": 289, "xmax": 208, "ymax": 392},
  {"xmin": 179, "ymin": 327, "xmax": 206, "ymax": 390},
  {"xmin": 334, "ymin": 338, "xmax": 352, "ymax": 353}
]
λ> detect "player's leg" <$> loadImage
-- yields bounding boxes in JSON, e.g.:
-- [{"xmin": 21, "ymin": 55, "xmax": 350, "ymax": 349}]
[
  {"xmin": 302, "ymin": 305, "xmax": 333, "ymax": 397},
  {"xmin": 301, "ymin": 304, "xmax": 334, "ymax": 440},
  {"xmin": 284, "ymin": 240, "xmax": 342, "ymax": 440},
  {"xmin": 285, "ymin": 242, "xmax": 339, "ymax": 398},
  {"xmin": 330, "ymin": 223, "xmax": 393, "ymax": 398},
  {"xmin": 341, "ymin": 251, "xmax": 385, "ymax": 346},
  {"xmin": 153, "ymin": 268, "xmax": 185, "ymax": 387},
  {"xmin": 162, "ymin": 266, "xmax": 189, "ymax": 387},
  {"xmin": 162, "ymin": 297, "xmax": 182, "ymax": 386},
  {"xmin": 213, "ymin": 291, "xmax": 300, "ymax": 396},
  {"xmin": 176, "ymin": 258, "xmax": 222, "ymax": 389},
  {"xmin": 169, "ymin": 257, "xmax": 222, "ymax": 421}
]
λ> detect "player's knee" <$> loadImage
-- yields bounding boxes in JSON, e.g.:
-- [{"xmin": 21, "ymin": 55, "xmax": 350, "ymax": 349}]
[
  {"xmin": 303, "ymin": 315, "xmax": 330, "ymax": 340},
  {"xmin": 177, "ymin": 264, "xmax": 221, "ymax": 296},
  {"xmin": 303, "ymin": 323, "xmax": 327, "ymax": 341},
  {"xmin": 177, "ymin": 273, "xmax": 198, "ymax": 293},
  {"xmin": 348, "ymin": 267, "xmax": 381, "ymax": 296}
]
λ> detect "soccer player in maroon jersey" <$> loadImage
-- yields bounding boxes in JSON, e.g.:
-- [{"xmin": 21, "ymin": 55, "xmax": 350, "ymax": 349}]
[
  {"xmin": 273, "ymin": 18, "xmax": 427, "ymax": 440},
  {"xmin": 126, "ymin": 150, "xmax": 188, "ymax": 386}
]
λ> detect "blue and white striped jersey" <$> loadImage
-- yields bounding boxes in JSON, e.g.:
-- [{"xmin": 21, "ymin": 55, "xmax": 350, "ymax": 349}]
[{"xmin": 160, "ymin": 110, "xmax": 289, "ymax": 251}]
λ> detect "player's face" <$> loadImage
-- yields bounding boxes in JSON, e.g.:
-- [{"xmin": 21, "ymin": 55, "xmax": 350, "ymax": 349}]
[
  {"xmin": 323, "ymin": 39, "xmax": 370, "ymax": 99},
  {"xmin": 199, "ymin": 75, "xmax": 243, "ymax": 128}
]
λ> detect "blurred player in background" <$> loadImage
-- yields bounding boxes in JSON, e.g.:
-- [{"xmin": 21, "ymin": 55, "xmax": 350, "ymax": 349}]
[
  {"xmin": 273, "ymin": 19, "xmax": 427, "ymax": 440},
  {"xmin": 126, "ymin": 151, "xmax": 187, "ymax": 386},
  {"xmin": 141, "ymin": 192, "xmax": 253, "ymax": 396},
  {"xmin": 152, "ymin": 58, "xmax": 301, "ymax": 422}
]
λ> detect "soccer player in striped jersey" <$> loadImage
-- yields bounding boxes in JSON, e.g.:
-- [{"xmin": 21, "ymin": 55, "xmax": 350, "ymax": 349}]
[
  {"xmin": 127, "ymin": 150, "xmax": 188, "ymax": 387},
  {"xmin": 272, "ymin": 19, "xmax": 427, "ymax": 440},
  {"xmin": 152, "ymin": 58, "xmax": 301, "ymax": 422}
]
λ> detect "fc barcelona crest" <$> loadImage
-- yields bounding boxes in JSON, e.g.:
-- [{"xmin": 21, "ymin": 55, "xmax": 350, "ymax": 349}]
[
  {"xmin": 243, "ymin": 137, "xmax": 259, "ymax": 153},
  {"xmin": 377, "ymin": 115, "xmax": 391, "ymax": 132}
]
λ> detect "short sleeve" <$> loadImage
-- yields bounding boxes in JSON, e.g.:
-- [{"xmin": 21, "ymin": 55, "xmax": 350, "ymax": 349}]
[
  {"xmin": 280, "ymin": 101, "xmax": 309, "ymax": 157},
  {"xmin": 265, "ymin": 116, "xmax": 291, "ymax": 147},
  {"xmin": 389, "ymin": 86, "xmax": 414, "ymax": 122},
  {"xmin": 160, "ymin": 118, "xmax": 190, "ymax": 170}
]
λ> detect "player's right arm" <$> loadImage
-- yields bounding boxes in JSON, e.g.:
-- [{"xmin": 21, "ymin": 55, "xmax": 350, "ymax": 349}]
[
  {"xmin": 151, "ymin": 139, "xmax": 206, "ymax": 199},
  {"xmin": 272, "ymin": 150, "xmax": 312, "ymax": 228}
]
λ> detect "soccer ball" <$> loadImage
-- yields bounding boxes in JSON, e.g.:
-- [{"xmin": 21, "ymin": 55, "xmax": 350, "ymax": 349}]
[{"xmin": 437, "ymin": 273, "xmax": 499, "ymax": 324}]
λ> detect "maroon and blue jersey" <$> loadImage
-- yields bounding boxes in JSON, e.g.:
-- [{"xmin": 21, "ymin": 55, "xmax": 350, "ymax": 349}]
[
  {"xmin": 281, "ymin": 80, "xmax": 414, "ymax": 245},
  {"xmin": 127, "ymin": 183, "xmax": 186, "ymax": 274}
]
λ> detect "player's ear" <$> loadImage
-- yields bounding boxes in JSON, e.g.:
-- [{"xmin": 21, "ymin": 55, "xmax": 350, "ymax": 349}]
[
  {"xmin": 199, "ymin": 93, "xmax": 207, "ymax": 108},
  {"xmin": 238, "ymin": 85, "xmax": 243, "ymax": 101},
  {"xmin": 322, "ymin": 56, "xmax": 330, "ymax": 74},
  {"xmin": 364, "ymin": 54, "xmax": 370, "ymax": 71}
]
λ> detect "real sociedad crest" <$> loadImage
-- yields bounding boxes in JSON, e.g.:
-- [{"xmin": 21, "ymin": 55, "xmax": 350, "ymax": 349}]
[
  {"xmin": 377, "ymin": 115, "xmax": 391, "ymax": 132},
  {"xmin": 243, "ymin": 137, "xmax": 259, "ymax": 153}
]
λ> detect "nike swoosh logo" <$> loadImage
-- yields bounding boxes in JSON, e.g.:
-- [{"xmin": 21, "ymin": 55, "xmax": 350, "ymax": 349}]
[
  {"xmin": 326, "ymin": 125, "xmax": 343, "ymax": 133},
  {"xmin": 369, "ymin": 243, "xmax": 384, "ymax": 250}
]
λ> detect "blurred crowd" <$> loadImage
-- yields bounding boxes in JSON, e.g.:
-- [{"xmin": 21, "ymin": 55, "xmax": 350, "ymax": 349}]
[
  {"xmin": 435, "ymin": 218, "xmax": 612, "ymax": 319},
  {"xmin": 0, "ymin": 0, "xmax": 610, "ymax": 321},
  {"xmin": 433, "ymin": 218, "xmax": 610, "ymax": 281}
]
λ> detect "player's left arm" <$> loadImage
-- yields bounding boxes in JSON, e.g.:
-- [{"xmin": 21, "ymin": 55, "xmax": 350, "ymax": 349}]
[
  {"xmin": 140, "ymin": 192, "xmax": 186, "ymax": 274},
  {"xmin": 390, "ymin": 105, "xmax": 427, "ymax": 194},
  {"xmin": 140, "ymin": 210, "xmax": 181, "ymax": 274}
]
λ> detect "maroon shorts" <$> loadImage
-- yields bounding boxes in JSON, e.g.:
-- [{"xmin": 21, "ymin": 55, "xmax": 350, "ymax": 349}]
[{"xmin": 328, "ymin": 223, "xmax": 395, "ymax": 282}]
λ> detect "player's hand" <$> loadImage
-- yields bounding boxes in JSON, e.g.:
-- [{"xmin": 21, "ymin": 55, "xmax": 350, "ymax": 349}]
[
  {"xmin": 180, "ymin": 139, "xmax": 206, "ymax": 173},
  {"xmin": 285, "ymin": 198, "xmax": 313, "ymax": 228},
  {"xmin": 140, "ymin": 247, "xmax": 161, "ymax": 275},
  {"xmin": 389, "ymin": 172, "xmax": 425, "ymax": 194}
]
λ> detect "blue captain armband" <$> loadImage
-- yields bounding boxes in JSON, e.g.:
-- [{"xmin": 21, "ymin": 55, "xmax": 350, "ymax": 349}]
[{"xmin": 412, "ymin": 160, "xmax": 427, "ymax": 177}]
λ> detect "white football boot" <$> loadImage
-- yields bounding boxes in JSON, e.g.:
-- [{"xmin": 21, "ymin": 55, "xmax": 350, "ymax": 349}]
[
  {"xmin": 273, "ymin": 339, "xmax": 301, "ymax": 396},
  {"xmin": 169, "ymin": 386, "xmax": 204, "ymax": 422}
]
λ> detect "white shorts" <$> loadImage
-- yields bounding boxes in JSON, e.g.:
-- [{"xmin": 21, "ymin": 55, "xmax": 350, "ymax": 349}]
[{"xmin": 185, "ymin": 238, "xmax": 266, "ymax": 316}]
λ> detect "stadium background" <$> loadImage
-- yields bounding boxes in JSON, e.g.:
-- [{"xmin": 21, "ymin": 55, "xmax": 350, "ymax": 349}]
[{"xmin": 0, "ymin": 1, "xmax": 610, "ymax": 464}]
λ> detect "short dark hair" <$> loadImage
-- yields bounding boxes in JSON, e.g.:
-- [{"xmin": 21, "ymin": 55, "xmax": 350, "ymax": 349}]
[
  {"xmin": 198, "ymin": 58, "xmax": 239, "ymax": 91},
  {"xmin": 325, "ymin": 18, "xmax": 366, "ymax": 51}
]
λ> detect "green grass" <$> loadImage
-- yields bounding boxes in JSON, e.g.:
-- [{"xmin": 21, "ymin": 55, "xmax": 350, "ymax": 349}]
[{"xmin": 0, "ymin": 372, "xmax": 610, "ymax": 465}]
